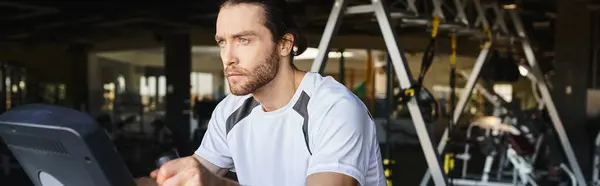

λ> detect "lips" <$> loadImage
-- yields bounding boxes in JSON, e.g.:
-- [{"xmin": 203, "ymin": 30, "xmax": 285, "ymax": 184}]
[
  {"xmin": 226, "ymin": 72, "xmax": 243, "ymax": 77},
  {"xmin": 225, "ymin": 67, "xmax": 244, "ymax": 77}
]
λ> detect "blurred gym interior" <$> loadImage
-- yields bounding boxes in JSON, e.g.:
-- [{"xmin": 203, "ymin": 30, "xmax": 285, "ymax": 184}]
[{"xmin": 0, "ymin": 0, "xmax": 600, "ymax": 185}]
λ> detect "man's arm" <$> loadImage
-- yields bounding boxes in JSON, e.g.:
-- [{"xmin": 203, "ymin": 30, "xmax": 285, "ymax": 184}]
[
  {"xmin": 306, "ymin": 172, "xmax": 358, "ymax": 186},
  {"xmin": 147, "ymin": 154, "xmax": 241, "ymax": 186},
  {"xmin": 193, "ymin": 154, "xmax": 229, "ymax": 176},
  {"xmin": 304, "ymin": 96, "xmax": 378, "ymax": 186},
  {"xmin": 192, "ymin": 97, "xmax": 241, "ymax": 185},
  {"xmin": 194, "ymin": 154, "xmax": 241, "ymax": 186},
  {"xmin": 194, "ymin": 98, "xmax": 236, "ymax": 174}
]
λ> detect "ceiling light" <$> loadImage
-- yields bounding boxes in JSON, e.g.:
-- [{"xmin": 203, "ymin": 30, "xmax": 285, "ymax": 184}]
[
  {"xmin": 295, "ymin": 47, "xmax": 354, "ymax": 60},
  {"xmin": 503, "ymin": 4, "xmax": 516, "ymax": 10}
]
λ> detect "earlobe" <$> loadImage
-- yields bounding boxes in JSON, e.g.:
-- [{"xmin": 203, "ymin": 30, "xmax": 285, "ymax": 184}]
[
  {"xmin": 279, "ymin": 46, "xmax": 289, "ymax": 56},
  {"xmin": 279, "ymin": 33, "xmax": 295, "ymax": 56},
  {"xmin": 279, "ymin": 43, "xmax": 292, "ymax": 56}
]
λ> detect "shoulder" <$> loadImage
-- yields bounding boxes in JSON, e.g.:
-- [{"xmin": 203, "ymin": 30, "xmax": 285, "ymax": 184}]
[
  {"xmin": 298, "ymin": 73, "xmax": 373, "ymax": 134},
  {"xmin": 302, "ymin": 72, "xmax": 370, "ymax": 118}
]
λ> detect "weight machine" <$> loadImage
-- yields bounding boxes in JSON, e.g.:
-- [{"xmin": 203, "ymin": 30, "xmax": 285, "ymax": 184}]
[
  {"xmin": 311, "ymin": 0, "xmax": 585, "ymax": 185},
  {"xmin": 418, "ymin": 1, "xmax": 587, "ymax": 186}
]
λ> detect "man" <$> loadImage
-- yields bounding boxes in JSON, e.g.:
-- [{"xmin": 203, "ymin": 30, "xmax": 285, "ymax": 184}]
[{"xmin": 148, "ymin": 0, "xmax": 385, "ymax": 185}]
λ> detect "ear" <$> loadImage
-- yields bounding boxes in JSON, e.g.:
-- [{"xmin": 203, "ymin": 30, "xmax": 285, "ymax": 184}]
[{"xmin": 278, "ymin": 33, "xmax": 295, "ymax": 56}]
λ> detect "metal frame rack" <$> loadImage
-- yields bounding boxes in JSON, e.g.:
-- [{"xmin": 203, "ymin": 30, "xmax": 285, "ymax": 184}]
[
  {"xmin": 418, "ymin": 2, "xmax": 587, "ymax": 186},
  {"xmin": 310, "ymin": 0, "xmax": 587, "ymax": 185},
  {"xmin": 310, "ymin": 0, "xmax": 448, "ymax": 185}
]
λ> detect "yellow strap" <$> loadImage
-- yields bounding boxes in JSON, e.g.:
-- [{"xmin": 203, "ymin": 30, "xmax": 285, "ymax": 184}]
[
  {"xmin": 479, "ymin": 26, "xmax": 492, "ymax": 49},
  {"xmin": 431, "ymin": 16, "xmax": 440, "ymax": 38},
  {"xmin": 404, "ymin": 88, "xmax": 415, "ymax": 97},
  {"xmin": 444, "ymin": 153, "xmax": 455, "ymax": 174},
  {"xmin": 444, "ymin": 154, "xmax": 450, "ymax": 173},
  {"xmin": 485, "ymin": 27, "xmax": 492, "ymax": 42},
  {"xmin": 451, "ymin": 34, "xmax": 457, "ymax": 65}
]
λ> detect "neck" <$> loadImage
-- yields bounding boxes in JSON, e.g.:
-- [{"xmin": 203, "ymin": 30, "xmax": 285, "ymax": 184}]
[{"xmin": 252, "ymin": 64, "xmax": 305, "ymax": 112}]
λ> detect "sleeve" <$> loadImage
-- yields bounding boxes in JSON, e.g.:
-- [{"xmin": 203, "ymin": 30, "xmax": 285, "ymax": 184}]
[
  {"xmin": 306, "ymin": 98, "xmax": 374, "ymax": 186},
  {"xmin": 194, "ymin": 104, "xmax": 234, "ymax": 169}
]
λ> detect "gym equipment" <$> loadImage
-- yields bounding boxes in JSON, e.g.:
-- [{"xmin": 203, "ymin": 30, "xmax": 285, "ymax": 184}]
[
  {"xmin": 310, "ymin": 0, "xmax": 450, "ymax": 185},
  {"xmin": 509, "ymin": 7, "xmax": 585, "ymax": 185},
  {"xmin": 471, "ymin": 116, "xmax": 520, "ymax": 135},
  {"xmin": 421, "ymin": 2, "xmax": 586, "ymax": 186},
  {"xmin": 455, "ymin": 68, "xmax": 575, "ymax": 185},
  {"xmin": 421, "ymin": 0, "xmax": 494, "ymax": 184},
  {"xmin": 0, "ymin": 104, "xmax": 136, "ymax": 186},
  {"xmin": 457, "ymin": 70, "xmax": 510, "ymax": 116}
]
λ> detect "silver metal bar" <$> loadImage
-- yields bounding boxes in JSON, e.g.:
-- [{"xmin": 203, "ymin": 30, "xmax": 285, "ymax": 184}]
[
  {"xmin": 453, "ymin": 0, "xmax": 469, "ymax": 26},
  {"xmin": 451, "ymin": 42, "xmax": 490, "ymax": 147},
  {"xmin": 450, "ymin": 179, "xmax": 514, "ymax": 186},
  {"xmin": 560, "ymin": 163, "xmax": 577, "ymax": 186},
  {"xmin": 496, "ymin": 150, "xmax": 507, "ymax": 181},
  {"xmin": 458, "ymin": 71, "xmax": 503, "ymax": 109},
  {"xmin": 482, "ymin": 155, "xmax": 495, "ymax": 182},
  {"xmin": 371, "ymin": 0, "xmax": 448, "ymax": 185},
  {"xmin": 512, "ymin": 168, "xmax": 518, "ymax": 184},
  {"xmin": 531, "ymin": 134, "xmax": 544, "ymax": 164},
  {"xmin": 460, "ymin": 124, "xmax": 476, "ymax": 178},
  {"xmin": 431, "ymin": 0, "xmax": 445, "ymax": 19},
  {"xmin": 473, "ymin": 0, "xmax": 490, "ymax": 29},
  {"xmin": 527, "ymin": 175, "xmax": 539, "ymax": 186},
  {"xmin": 407, "ymin": 0, "xmax": 418, "ymax": 16},
  {"xmin": 491, "ymin": 3, "xmax": 509, "ymax": 34},
  {"xmin": 420, "ymin": 42, "xmax": 491, "ymax": 186},
  {"xmin": 345, "ymin": 5, "xmax": 374, "ymax": 15},
  {"xmin": 310, "ymin": 0, "xmax": 348, "ymax": 73},
  {"xmin": 509, "ymin": 8, "xmax": 588, "ymax": 186}
]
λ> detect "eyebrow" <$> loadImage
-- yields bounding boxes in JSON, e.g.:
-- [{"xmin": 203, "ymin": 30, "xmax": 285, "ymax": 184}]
[{"xmin": 215, "ymin": 30, "xmax": 258, "ymax": 41}]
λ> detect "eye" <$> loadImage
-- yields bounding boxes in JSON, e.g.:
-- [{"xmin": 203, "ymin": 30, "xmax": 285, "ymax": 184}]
[
  {"xmin": 238, "ymin": 38, "xmax": 250, "ymax": 45},
  {"xmin": 216, "ymin": 40, "xmax": 225, "ymax": 47}
]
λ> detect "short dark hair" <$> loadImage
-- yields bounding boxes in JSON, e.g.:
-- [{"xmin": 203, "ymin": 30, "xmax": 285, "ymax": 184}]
[{"xmin": 220, "ymin": 0, "xmax": 308, "ymax": 57}]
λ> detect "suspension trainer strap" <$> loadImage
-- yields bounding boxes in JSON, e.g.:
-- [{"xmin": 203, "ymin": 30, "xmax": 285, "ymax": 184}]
[
  {"xmin": 401, "ymin": 16, "xmax": 441, "ymax": 104},
  {"xmin": 445, "ymin": 33, "xmax": 458, "ymax": 175},
  {"xmin": 449, "ymin": 33, "xmax": 457, "ymax": 136}
]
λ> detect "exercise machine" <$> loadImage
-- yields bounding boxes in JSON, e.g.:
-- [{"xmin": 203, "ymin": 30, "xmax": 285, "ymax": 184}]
[
  {"xmin": 420, "ymin": 1, "xmax": 586, "ymax": 185},
  {"xmin": 0, "ymin": 104, "xmax": 137, "ymax": 186}
]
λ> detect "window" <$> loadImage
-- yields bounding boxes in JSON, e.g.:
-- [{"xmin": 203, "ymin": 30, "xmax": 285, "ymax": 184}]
[
  {"xmin": 158, "ymin": 76, "xmax": 166, "ymax": 97},
  {"xmin": 191, "ymin": 72, "xmax": 214, "ymax": 99},
  {"xmin": 148, "ymin": 76, "xmax": 157, "ymax": 96},
  {"xmin": 117, "ymin": 75, "xmax": 126, "ymax": 93},
  {"xmin": 140, "ymin": 76, "xmax": 148, "ymax": 96}
]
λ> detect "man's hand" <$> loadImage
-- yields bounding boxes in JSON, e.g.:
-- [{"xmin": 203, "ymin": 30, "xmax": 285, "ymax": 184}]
[
  {"xmin": 150, "ymin": 156, "xmax": 222, "ymax": 186},
  {"xmin": 135, "ymin": 177, "xmax": 158, "ymax": 186}
]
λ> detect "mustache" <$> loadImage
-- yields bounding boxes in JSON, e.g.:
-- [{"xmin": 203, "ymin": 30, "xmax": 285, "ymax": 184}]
[{"xmin": 224, "ymin": 66, "xmax": 247, "ymax": 76}]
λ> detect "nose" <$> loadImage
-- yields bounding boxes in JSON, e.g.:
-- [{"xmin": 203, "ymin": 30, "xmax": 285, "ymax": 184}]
[{"xmin": 221, "ymin": 43, "xmax": 237, "ymax": 67}]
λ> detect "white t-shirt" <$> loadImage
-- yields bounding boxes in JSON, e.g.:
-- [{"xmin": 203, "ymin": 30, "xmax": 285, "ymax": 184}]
[{"xmin": 195, "ymin": 72, "xmax": 386, "ymax": 186}]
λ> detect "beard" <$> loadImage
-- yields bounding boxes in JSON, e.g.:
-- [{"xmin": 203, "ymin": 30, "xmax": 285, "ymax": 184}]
[{"xmin": 226, "ymin": 48, "xmax": 280, "ymax": 96}]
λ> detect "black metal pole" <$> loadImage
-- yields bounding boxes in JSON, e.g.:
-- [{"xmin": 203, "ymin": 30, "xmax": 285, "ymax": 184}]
[{"xmin": 385, "ymin": 53, "xmax": 393, "ymax": 158}]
